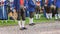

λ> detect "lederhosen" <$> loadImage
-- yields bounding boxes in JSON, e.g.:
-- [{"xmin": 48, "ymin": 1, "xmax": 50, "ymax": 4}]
[
  {"xmin": 44, "ymin": 5, "xmax": 51, "ymax": 13},
  {"xmin": 44, "ymin": 0, "xmax": 51, "ymax": 13},
  {"xmin": 51, "ymin": 6, "xmax": 58, "ymax": 17},
  {"xmin": 17, "ymin": 0, "xmax": 25, "ymax": 21},
  {"xmin": 35, "ymin": 1, "xmax": 40, "ymax": 14},
  {"xmin": 51, "ymin": 0, "xmax": 58, "ymax": 17}
]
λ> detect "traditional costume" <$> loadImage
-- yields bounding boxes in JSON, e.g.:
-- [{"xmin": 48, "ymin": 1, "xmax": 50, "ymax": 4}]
[{"xmin": 28, "ymin": 0, "xmax": 36, "ymax": 26}]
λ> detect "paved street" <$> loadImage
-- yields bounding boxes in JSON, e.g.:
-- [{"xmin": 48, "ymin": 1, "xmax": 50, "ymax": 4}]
[{"xmin": 0, "ymin": 21, "xmax": 60, "ymax": 34}]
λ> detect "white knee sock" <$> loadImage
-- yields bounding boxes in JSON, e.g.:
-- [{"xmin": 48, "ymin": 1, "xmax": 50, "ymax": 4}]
[
  {"xmin": 36, "ymin": 14, "xmax": 38, "ymax": 19},
  {"xmin": 49, "ymin": 13, "xmax": 52, "ymax": 19},
  {"xmin": 46, "ymin": 13, "xmax": 49, "ymax": 19},
  {"xmin": 55, "ymin": 14, "xmax": 58, "ymax": 19},
  {"xmin": 22, "ymin": 21, "xmax": 25, "ymax": 27},
  {"xmin": 18, "ymin": 21, "xmax": 21, "ymax": 28},
  {"xmin": 29, "ymin": 18, "xmax": 33, "ymax": 24}
]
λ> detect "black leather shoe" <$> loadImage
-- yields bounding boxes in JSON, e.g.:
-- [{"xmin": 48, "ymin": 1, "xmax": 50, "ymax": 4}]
[
  {"xmin": 20, "ymin": 27, "xmax": 27, "ymax": 30},
  {"xmin": 29, "ymin": 23, "xmax": 35, "ymax": 26}
]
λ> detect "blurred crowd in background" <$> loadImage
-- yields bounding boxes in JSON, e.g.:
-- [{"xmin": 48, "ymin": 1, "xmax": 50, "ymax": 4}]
[
  {"xmin": 0, "ymin": 0, "xmax": 60, "ymax": 30},
  {"xmin": 0, "ymin": 0, "xmax": 60, "ymax": 20}
]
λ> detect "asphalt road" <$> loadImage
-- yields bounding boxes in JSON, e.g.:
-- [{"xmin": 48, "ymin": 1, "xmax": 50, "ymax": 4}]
[{"xmin": 0, "ymin": 21, "xmax": 60, "ymax": 34}]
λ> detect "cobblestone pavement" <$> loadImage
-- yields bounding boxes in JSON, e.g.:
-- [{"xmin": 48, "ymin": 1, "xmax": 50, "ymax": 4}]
[{"xmin": 0, "ymin": 21, "xmax": 60, "ymax": 34}]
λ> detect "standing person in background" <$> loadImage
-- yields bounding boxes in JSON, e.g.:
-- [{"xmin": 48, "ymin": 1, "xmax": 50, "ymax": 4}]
[
  {"xmin": 56, "ymin": 0, "xmax": 60, "ymax": 20},
  {"xmin": 42, "ymin": 0, "xmax": 46, "ymax": 17},
  {"xmin": 28, "ymin": 0, "xmax": 36, "ymax": 26},
  {"xmin": 44, "ymin": 0, "xmax": 52, "ymax": 19},
  {"xmin": 50, "ymin": 0, "xmax": 58, "ymax": 19},
  {"xmin": 54, "ymin": 0, "xmax": 58, "ymax": 20},
  {"xmin": 15, "ymin": 0, "xmax": 27, "ymax": 30},
  {"xmin": 35, "ymin": 0, "xmax": 41, "ymax": 19},
  {"xmin": 0, "ymin": 0, "xmax": 3, "ymax": 20}
]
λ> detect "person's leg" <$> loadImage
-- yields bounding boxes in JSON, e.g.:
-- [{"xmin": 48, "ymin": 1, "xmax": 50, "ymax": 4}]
[
  {"xmin": 29, "ymin": 12, "xmax": 35, "ymax": 26},
  {"xmin": 52, "ymin": 8, "xmax": 55, "ymax": 17},
  {"xmin": 17, "ymin": 10, "xmax": 22, "ymax": 29},
  {"xmin": 55, "ymin": 14, "xmax": 58, "ymax": 19},
  {"xmin": 49, "ymin": 13, "xmax": 52, "ymax": 19},
  {"xmin": 46, "ymin": 13, "xmax": 49, "ymax": 19},
  {"xmin": 55, "ymin": 7, "xmax": 58, "ymax": 19},
  {"xmin": 35, "ymin": 6, "xmax": 41, "ymax": 19},
  {"xmin": 35, "ymin": 6, "xmax": 39, "ymax": 19},
  {"xmin": 35, "ymin": 14, "xmax": 39, "ymax": 19},
  {"xmin": 44, "ymin": 5, "xmax": 47, "ymax": 17},
  {"xmin": 38, "ymin": 12, "xmax": 41, "ymax": 19},
  {"xmin": 21, "ymin": 8, "xmax": 27, "ymax": 30},
  {"xmin": 38, "ymin": 7, "xmax": 41, "ymax": 19}
]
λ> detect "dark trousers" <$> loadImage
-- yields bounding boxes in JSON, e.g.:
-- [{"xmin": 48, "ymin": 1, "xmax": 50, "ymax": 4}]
[
  {"xmin": 29, "ymin": 12, "xmax": 34, "ymax": 18},
  {"xmin": 17, "ymin": 8, "xmax": 25, "ymax": 21},
  {"xmin": 52, "ymin": 8, "xmax": 58, "ymax": 17},
  {"xmin": 35, "ymin": 6, "xmax": 40, "ymax": 14},
  {"xmin": 44, "ymin": 6, "xmax": 51, "ymax": 13}
]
